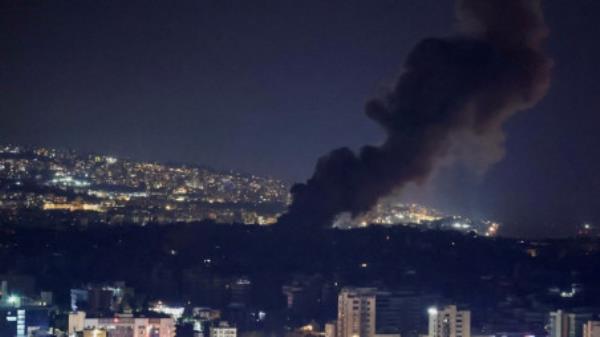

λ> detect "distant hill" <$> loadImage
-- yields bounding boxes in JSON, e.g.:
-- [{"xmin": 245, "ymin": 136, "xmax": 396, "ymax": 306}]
[{"xmin": 0, "ymin": 144, "xmax": 290, "ymax": 226}]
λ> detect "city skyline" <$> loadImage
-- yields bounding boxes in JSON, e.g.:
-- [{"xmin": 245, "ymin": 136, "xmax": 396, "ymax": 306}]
[{"xmin": 0, "ymin": 143, "xmax": 502, "ymax": 237}]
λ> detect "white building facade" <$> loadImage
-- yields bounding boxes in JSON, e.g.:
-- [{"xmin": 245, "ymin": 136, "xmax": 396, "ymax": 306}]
[
  {"xmin": 68, "ymin": 312, "xmax": 175, "ymax": 337},
  {"xmin": 337, "ymin": 287, "xmax": 377, "ymax": 337},
  {"xmin": 210, "ymin": 322, "xmax": 237, "ymax": 337},
  {"xmin": 583, "ymin": 321, "xmax": 600, "ymax": 337},
  {"xmin": 428, "ymin": 305, "xmax": 470, "ymax": 337}
]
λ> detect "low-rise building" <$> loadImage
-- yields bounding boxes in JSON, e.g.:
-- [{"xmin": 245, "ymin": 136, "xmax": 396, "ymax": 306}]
[
  {"xmin": 68, "ymin": 312, "xmax": 175, "ymax": 337},
  {"xmin": 210, "ymin": 321, "xmax": 237, "ymax": 337},
  {"xmin": 584, "ymin": 321, "xmax": 600, "ymax": 337}
]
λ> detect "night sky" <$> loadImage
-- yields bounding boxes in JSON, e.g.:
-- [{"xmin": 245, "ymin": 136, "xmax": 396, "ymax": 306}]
[{"xmin": 2, "ymin": 0, "xmax": 600, "ymax": 237}]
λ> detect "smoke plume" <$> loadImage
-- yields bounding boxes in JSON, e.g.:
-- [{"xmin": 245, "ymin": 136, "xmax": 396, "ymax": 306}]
[{"xmin": 279, "ymin": 0, "xmax": 552, "ymax": 228}]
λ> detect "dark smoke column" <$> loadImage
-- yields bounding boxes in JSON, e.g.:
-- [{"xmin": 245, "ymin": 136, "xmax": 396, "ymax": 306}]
[{"xmin": 279, "ymin": 0, "xmax": 552, "ymax": 228}]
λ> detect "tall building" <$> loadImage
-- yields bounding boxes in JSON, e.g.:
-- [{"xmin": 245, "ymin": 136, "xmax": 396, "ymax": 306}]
[
  {"xmin": 337, "ymin": 288, "xmax": 377, "ymax": 337},
  {"xmin": 549, "ymin": 310, "xmax": 594, "ymax": 337},
  {"xmin": 584, "ymin": 321, "xmax": 600, "ymax": 337},
  {"xmin": 428, "ymin": 305, "xmax": 471, "ymax": 337},
  {"xmin": 336, "ymin": 287, "xmax": 439, "ymax": 337},
  {"xmin": 376, "ymin": 290, "xmax": 439, "ymax": 337}
]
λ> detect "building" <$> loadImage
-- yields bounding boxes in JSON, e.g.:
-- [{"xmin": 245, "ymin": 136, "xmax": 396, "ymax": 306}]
[
  {"xmin": 325, "ymin": 322, "xmax": 337, "ymax": 337},
  {"xmin": 337, "ymin": 288, "xmax": 377, "ymax": 337},
  {"xmin": 336, "ymin": 287, "xmax": 439, "ymax": 337},
  {"xmin": 584, "ymin": 321, "xmax": 600, "ymax": 337},
  {"xmin": 71, "ymin": 289, "xmax": 89, "ymax": 312},
  {"xmin": 428, "ymin": 305, "xmax": 471, "ymax": 337},
  {"xmin": 68, "ymin": 312, "xmax": 175, "ymax": 337},
  {"xmin": 83, "ymin": 328, "xmax": 108, "ymax": 337},
  {"xmin": 0, "ymin": 275, "xmax": 36, "ymax": 299},
  {"xmin": 376, "ymin": 290, "xmax": 439, "ymax": 337},
  {"xmin": 0, "ymin": 306, "xmax": 51, "ymax": 337},
  {"xmin": 549, "ymin": 310, "xmax": 594, "ymax": 337},
  {"xmin": 87, "ymin": 287, "xmax": 114, "ymax": 313},
  {"xmin": 230, "ymin": 278, "xmax": 252, "ymax": 305},
  {"xmin": 0, "ymin": 287, "xmax": 53, "ymax": 337},
  {"xmin": 193, "ymin": 307, "xmax": 221, "ymax": 322},
  {"xmin": 281, "ymin": 274, "xmax": 326, "ymax": 319},
  {"xmin": 549, "ymin": 310, "xmax": 575, "ymax": 337},
  {"xmin": 210, "ymin": 321, "xmax": 237, "ymax": 337},
  {"xmin": 69, "ymin": 311, "xmax": 87, "ymax": 336},
  {"xmin": 70, "ymin": 283, "xmax": 134, "ymax": 314},
  {"xmin": 69, "ymin": 287, "xmax": 113, "ymax": 313}
]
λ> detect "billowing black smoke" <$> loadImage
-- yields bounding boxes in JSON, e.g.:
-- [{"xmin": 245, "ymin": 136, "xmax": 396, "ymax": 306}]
[{"xmin": 279, "ymin": 0, "xmax": 552, "ymax": 228}]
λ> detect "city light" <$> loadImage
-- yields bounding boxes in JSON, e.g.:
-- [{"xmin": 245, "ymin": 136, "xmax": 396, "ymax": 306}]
[
  {"xmin": 7, "ymin": 295, "xmax": 19, "ymax": 304},
  {"xmin": 0, "ymin": 144, "xmax": 290, "ymax": 226},
  {"xmin": 150, "ymin": 301, "xmax": 185, "ymax": 320},
  {"xmin": 333, "ymin": 201, "xmax": 500, "ymax": 236}
]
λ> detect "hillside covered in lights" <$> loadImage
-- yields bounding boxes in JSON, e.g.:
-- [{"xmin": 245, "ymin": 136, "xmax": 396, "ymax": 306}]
[
  {"xmin": 1, "ymin": 144, "xmax": 499, "ymax": 236},
  {"xmin": 333, "ymin": 199, "xmax": 499, "ymax": 237},
  {"xmin": 0, "ymin": 144, "xmax": 290, "ymax": 226}
]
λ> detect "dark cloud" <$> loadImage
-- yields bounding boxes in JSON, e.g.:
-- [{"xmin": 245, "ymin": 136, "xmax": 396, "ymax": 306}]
[{"xmin": 280, "ymin": 0, "xmax": 552, "ymax": 228}]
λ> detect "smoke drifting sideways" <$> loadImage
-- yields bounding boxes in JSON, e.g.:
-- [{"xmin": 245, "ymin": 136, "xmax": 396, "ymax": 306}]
[{"xmin": 278, "ymin": 0, "xmax": 552, "ymax": 229}]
